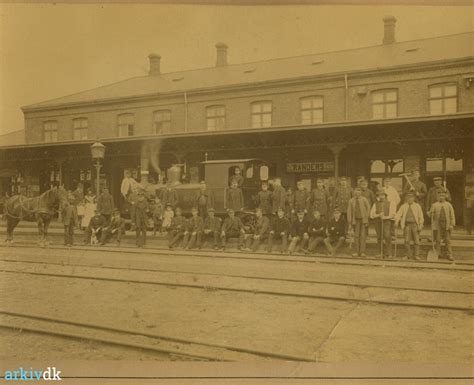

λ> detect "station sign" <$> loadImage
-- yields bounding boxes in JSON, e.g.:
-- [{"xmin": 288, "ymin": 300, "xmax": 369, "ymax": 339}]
[{"xmin": 286, "ymin": 162, "xmax": 334, "ymax": 173}]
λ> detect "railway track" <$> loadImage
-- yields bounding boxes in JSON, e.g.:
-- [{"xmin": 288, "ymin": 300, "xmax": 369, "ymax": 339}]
[
  {"xmin": 1, "ymin": 258, "xmax": 472, "ymax": 311},
  {"xmin": 2, "ymin": 243, "xmax": 473, "ymax": 272},
  {"xmin": 0, "ymin": 311, "xmax": 314, "ymax": 362}
]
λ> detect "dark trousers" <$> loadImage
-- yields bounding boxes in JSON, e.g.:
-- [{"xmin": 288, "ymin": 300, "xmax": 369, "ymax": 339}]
[
  {"xmin": 153, "ymin": 215, "xmax": 162, "ymax": 233},
  {"xmin": 221, "ymin": 230, "xmax": 245, "ymax": 248},
  {"xmin": 202, "ymin": 231, "xmax": 220, "ymax": 248},
  {"xmin": 64, "ymin": 223, "xmax": 74, "ymax": 245},
  {"xmin": 245, "ymin": 233, "xmax": 268, "ymax": 252},
  {"xmin": 101, "ymin": 214, "xmax": 111, "ymax": 225},
  {"xmin": 136, "ymin": 226, "xmax": 146, "ymax": 247},
  {"xmin": 374, "ymin": 219, "xmax": 392, "ymax": 256},
  {"xmin": 434, "ymin": 222, "xmax": 453, "ymax": 257},
  {"xmin": 183, "ymin": 231, "xmax": 202, "ymax": 249},
  {"xmin": 101, "ymin": 228, "xmax": 123, "ymax": 245},
  {"xmin": 288, "ymin": 235, "xmax": 309, "ymax": 253},
  {"xmin": 404, "ymin": 222, "xmax": 420, "ymax": 258},
  {"xmin": 267, "ymin": 232, "xmax": 288, "ymax": 252},
  {"xmin": 308, "ymin": 236, "xmax": 325, "ymax": 253},
  {"xmin": 324, "ymin": 236, "xmax": 345, "ymax": 255},
  {"xmin": 352, "ymin": 219, "xmax": 367, "ymax": 255},
  {"xmin": 169, "ymin": 230, "xmax": 185, "ymax": 248}
]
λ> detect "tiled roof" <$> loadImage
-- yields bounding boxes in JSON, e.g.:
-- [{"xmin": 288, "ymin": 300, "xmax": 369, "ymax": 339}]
[{"xmin": 23, "ymin": 32, "xmax": 474, "ymax": 110}]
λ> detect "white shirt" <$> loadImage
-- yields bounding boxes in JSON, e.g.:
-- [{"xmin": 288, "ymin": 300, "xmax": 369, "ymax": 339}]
[{"xmin": 383, "ymin": 185, "xmax": 400, "ymax": 207}]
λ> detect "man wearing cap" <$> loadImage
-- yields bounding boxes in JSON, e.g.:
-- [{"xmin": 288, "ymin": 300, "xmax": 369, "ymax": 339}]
[
  {"xmin": 395, "ymin": 192, "xmax": 424, "ymax": 260},
  {"xmin": 100, "ymin": 209, "xmax": 126, "ymax": 246},
  {"xmin": 334, "ymin": 177, "xmax": 352, "ymax": 220},
  {"xmin": 308, "ymin": 210, "xmax": 327, "ymax": 254},
  {"xmin": 324, "ymin": 208, "xmax": 347, "ymax": 256},
  {"xmin": 370, "ymin": 190, "xmax": 396, "ymax": 258},
  {"xmin": 347, "ymin": 187, "xmax": 370, "ymax": 257},
  {"xmin": 310, "ymin": 178, "xmax": 330, "ymax": 220},
  {"xmin": 169, "ymin": 207, "xmax": 187, "ymax": 249},
  {"xmin": 220, "ymin": 209, "xmax": 246, "ymax": 250},
  {"xmin": 292, "ymin": 180, "xmax": 310, "ymax": 219},
  {"xmin": 358, "ymin": 179, "xmax": 376, "ymax": 209},
  {"xmin": 62, "ymin": 193, "xmax": 78, "ymax": 247},
  {"xmin": 430, "ymin": 191, "xmax": 455, "ymax": 261},
  {"xmin": 225, "ymin": 180, "xmax": 245, "ymax": 215},
  {"xmin": 243, "ymin": 208, "xmax": 270, "ymax": 252},
  {"xmin": 267, "ymin": 207, "xmax": 290, "ymax": 253},
  {"xmin": 229, "ymin": 166, "xmax": 244, "ymax": 188},
  {"xmin": 271, "ymin": 178, "xmax": 287, "ymax": 216},
  {"xmin": 426, "ymin": 177, "xmax": 452, "ymax": 216},
  {"xmin": 183, "ymin": 207, "xmax": 204, "ymax": 250},
  {"xmin": 84, "ymin": 209, "xmax": 107, "ymax": 245},
  {"xmin": 121, "ymin": 170, "xmax": 141, "ymax": 230},
  {"xmin": 288, "ymin": 210, "xmax": 310, "ymax": 255},
  {"xmin": 133, "ymin": 189, "xmax": 150, "ymax": 248},
  {"xmin": 194, "ymin": 181, "xmax": 215, "ymax": 219},
  {"xmin": 402, "ymin": 170, "xmax": 427, "ymax": 210},
  {"xmin": 159, "ymin": 181, "xmax": 179, "ymax": 209},
  {"xmin": 97, "ymin": 186, "xmax": 114, "ymax": 225},
  {"xmin": 256, "ymin": 181, "xmax": 273, "ymax": 216},
  {"xmin": 202, "ymin": 208, "xmax": 222, "ymax": 250}
]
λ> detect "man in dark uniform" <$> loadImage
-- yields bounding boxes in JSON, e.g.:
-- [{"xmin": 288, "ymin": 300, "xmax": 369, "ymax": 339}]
[
  {"xmin": 334, "ymin": 177, "xmax": 352, "ymax": 221},
  {"xmin": 225, "ymin": 180, "xmax": 245, "ymax": 215},
  {"xmin": 134, "ymin": 190, "xmax": 149, "ymax": 248},
  {"xmin": 220, "ymin": 209, "xmax": 246, "ymax": 250},
  {"xmin": 183, "ymin": 207, "xmax": 204, "ymax": 250},
  {"xmin": 271, "ymin": 178, "xmax": 287, "ymax": 216},
  {"xmin": 288, "ymin": 210, "xmax": 310, "ymax": 255},
  {"xmin": 229, "ymin": 167, "xmax": 244, "ymax": 187},
  {"xmin": 243, "ymin": 208, "xmax": 270, "ymax": 252},
  {"xmin": 159, "ymin": 181, "xmax": 179, "ymax": 209},
  {"xmin": 347, "ymin": 187, "xmax": 370, "ymax": 258},
  {"xmin": 324, "ymin": 208, "xmax": 347, "ymax": 256},
  {"xmin": 267, "ymin": 207, "xmax": 290, "ymax": 253},
  {"xmin": 310, "ymin": 178, "xmax": 330, "ymax": 220},
  {"xmin": 202, "ymin": 208, "xmax": 222, "ymax": 250},
  {"xmin": 84, "ymin": 209, "xmax": 106, "ymax": 245},
  {"xmin": 359, "ymin": 178, "xmax": 376, "ymax": 208},
  {"xmin": 169, "ymin": 207, "xmax": 187, "ymax": 249},
  {"xmin": 194, "ymin": 181, "xmax": 215, "ymax": 218},
  {"xmin": 256, "ymin": 181, "xmax": 273, "ymax": 216},
  {"xmin": 370, "ymin": 191, "xmax": 396, "ymax": 259},
  {"xmin": 292, "ymin": 180, "xmax": 310, "ymax": 219},
  {"xmin": 426, "ymin": 176, "xmax": 452, "ymax": 215},
  {"xmin": 308, "ymin": 210, "xmax": 326, "ymax": 255},
  {"xmin": 402, "ymin": 170, "xmax": 427, "ymax": 210},
  {"xmin": 100, "ymin": 208, "xmax": 126, "ymax": 246}
]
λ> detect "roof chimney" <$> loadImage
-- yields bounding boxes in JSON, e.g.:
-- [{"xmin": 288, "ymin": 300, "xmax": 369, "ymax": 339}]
[
  {"xmin": 148, "ymin": 53, "xmax": 161, "ymax": 76},
  {"xmin": 382, "ymin": 16, "xmax": 396, "ymax": 44},
  {"xmin": 215, "ymin": 42, "xmax": 228, "ymax": 67}
]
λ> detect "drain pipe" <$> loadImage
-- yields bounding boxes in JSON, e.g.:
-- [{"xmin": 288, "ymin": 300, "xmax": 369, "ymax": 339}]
[
  {"xmin": 344, "ymin": 74, "xmax": 349, "ymax": 121},
  {"xmin": 184, "ymin": 91, "xmax": 188, "ymax": 133}
]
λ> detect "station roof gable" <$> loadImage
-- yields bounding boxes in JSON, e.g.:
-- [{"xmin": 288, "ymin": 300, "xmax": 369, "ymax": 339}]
[{"xmin": 23, "ymin": 32, "xmax": 474, "ymax": 111}]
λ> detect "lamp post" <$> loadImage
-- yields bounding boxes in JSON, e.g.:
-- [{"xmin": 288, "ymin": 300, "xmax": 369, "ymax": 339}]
[{"xmin": 90, "ymin": 141, "xmax": 106, "ymax": 195}]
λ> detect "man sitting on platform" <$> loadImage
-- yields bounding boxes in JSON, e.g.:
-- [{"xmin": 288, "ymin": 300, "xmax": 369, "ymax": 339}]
[
  {"xmin": 243, "ymin": 207, "xmax": 270, "ymax": 252},
  {"xmin": 324, "ymin": 208, "xmax": 347, "ymax": 256},
  {"xmin": 183, "ymin": 207, "xmax": 204, "ymax": 250},
  {"xmin": 267, "ymin": 207, "xmax": 290, "ymax": 253},
  {"xmin": 169, "ymin": 207, "xmax": 187, "ymax": 249},
  {"xmin": 100, "ymin": 209, "xmax": 125, "ymax": 246},
  {"xmin": 220, "ymin": 209, "xmax": 245, "ymax": 251},
  {"xmin": 84, "ymin": 209, "xmax": 106, "ymax": 245},
  {"xmin": 202, "ymin": 208, "xmax": 222, "ymax": 250}
]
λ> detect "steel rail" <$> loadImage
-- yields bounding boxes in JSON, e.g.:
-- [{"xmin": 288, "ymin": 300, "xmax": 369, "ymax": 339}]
[
  {"xmin": 0, "ymin": 257, "xmax": 471, "ymax": 295},
  {"xmin": 1, "ymin": 268, "xmax": 471, "ymax": 312},
  {"xmin": 0, "ymin": 310, "xmax": 315, "ymax": 362}
]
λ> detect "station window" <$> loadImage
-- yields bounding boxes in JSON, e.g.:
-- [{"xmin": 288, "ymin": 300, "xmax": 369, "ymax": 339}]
[
  {"xmin": 118, "ymin": 113, "xmax": 135, "ymax": 137},
  {"xmin": 153, "ymin": 110, "xmax": 171, "ymax": 134},
  {"xmin": 370, "ymin": 158, "xmax": 404, "ymax": 192},
  {"xmin": 372, "ymin": 89, "xmax": 398, "ymax": 119},
  {"xmin": 429, "ymin": 83, "xmax": 457, "ymax": 115},
  {"xmin": 251, "ymin": 101, "xmax": 272, "ymax": 128},
  {"xmin": 43, "ymin": 121, "xmax": 58, "ymax": 142},
  {"xmin": 426, "ymin": 157, "xmax": 463, "ymax": 173},
  {"xmin": 301, "ymin": 96, "xmax": 323, "ymax": 124},
  {"xmin": 73, "ymin": 118, "xmax": 88, "ymax": 140},
  {"xmin": 206, "ymin": 105, "xmax": 225, "ymax": 131}
]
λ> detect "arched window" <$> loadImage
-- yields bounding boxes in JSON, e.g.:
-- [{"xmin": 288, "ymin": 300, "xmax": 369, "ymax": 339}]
[
  {"xmin": 117, "ymin": 113, "xmax": 135, "ymax": 137},
  {"xmin": 300, "ymin": 96, "xmax": 324, "ymax": 124},
  {"xmin": 43, "ymin": 121, "xmax": 58, "ymax": 142},
  {"xmin": 73, "ymin": 118, "xmax": 88, "ymax": 140},
  {"xmin": 372, "ymin": 89, "xmax": 398, "ymax": 119},
  {"xmin": 206, "ymin": 105, "xmax": 225, "ymax": 131}
]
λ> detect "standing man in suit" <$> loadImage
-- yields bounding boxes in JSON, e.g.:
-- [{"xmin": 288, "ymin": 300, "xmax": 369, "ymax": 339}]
[
  {"xmin": 195, "ymin": 181, "xmax": 215, "ymax": 219},
  {"xmin": 426, "ymin": 176, "xmax": 452, "ymax": 215},
  {"xmin": 430, "ymin": 191, "xmax": 455, "ymax": 261},
  {"xmin": 271, "ymin": 178, "xmax": 287, "ymax": 216},
  {"xmin": 310, "ymin": 178, "xmax": 330, "ymax": 221},
  {"xmin": 292, "ymin": 180, "xmax": 310, "ymax": 219},
  {"xmin": 402, "ymin": 170, "xmax": 427, "ymax": 211},
  {"xmin": 347, "ymin": 187, "xmax": 371, "ymax": 258},
  {"xmin": 334, "ymin": 177, "xmax": 352, "ymax": 221}
]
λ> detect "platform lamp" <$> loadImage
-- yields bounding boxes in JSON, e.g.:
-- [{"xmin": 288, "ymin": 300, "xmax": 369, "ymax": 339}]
[{"xmin": 90, "ymin": 141, "xmax": 106, "ymax": 195}]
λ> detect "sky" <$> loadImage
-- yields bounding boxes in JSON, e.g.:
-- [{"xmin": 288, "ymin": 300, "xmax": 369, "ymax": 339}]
[{"xmin": 0, "ymin": 4, "xmax": 472, "ymax": 135}]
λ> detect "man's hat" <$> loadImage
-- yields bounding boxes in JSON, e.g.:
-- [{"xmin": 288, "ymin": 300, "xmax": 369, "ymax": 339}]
[
  {"xmin": 405, "ymin": 192, "xmax": 415, "ymax": 197},
  {"xmin": 297, "ymin": 209, "xmax": 305, "ymax": 214},
  {"xmin": 255, "ymin": 207, "xmax": 263, "ymax": 213},
  {"xmin": 312, "ymin": 209, "xmax": 321, "ymax": 214},
  {"xmin": 359, "ymin": 178, "xmax": 368, "ymax": 184},
  {"xmin": 200, "ymin": 180, "xmax": 206, "ymax": 185},
  {"xmin": 376, "ymin": 190, "xmax": 388, "ymax": 197},
  {"xmin": 316, "ymin": 178, "xmax": 324, "ymax": 183},
  {"xmin": 207, "ymin": 207, "xmax": 215, "ymax": 213},
  {"xmin": 277, "ymin": 207, "xmax": 285, "ymax": 212},
  {"xmin": 433, "ymin": 176, "xmax": 442, "ymax": 181},
  {"xmin": 165, "ymin": 203, "xmax": 172, "ymax": 207},
  {"xmin": 227, "ymin": 208, "xmax": 235, "ymax": 214},
  {"xmin": 112, "ymin": 208, "xmax": 121, "ymax": 214},
  {"xmin": 261, "ymin": 181, "xmax": 268, "ymax": 185},
  {"xmin": 333, "ymin": 207, "xmax": 341, "ymax": 213},
  {"xmin": 339, "ymin": 177, "xmax": 347, "ymax": 181},
  {"xmin": 411, "ymin": 169, "xmax": 420, "ymax": 174}
]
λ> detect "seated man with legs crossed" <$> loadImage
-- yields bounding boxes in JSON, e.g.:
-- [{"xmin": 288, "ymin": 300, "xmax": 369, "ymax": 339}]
[
  {"xmin": 287, "ymin": 210, "xmax": 310, "ymax": 255},
  {"xmin": 100, "ymin": 209, "xmax": 126, "ymax": 246},
  {"xmin": 183, "ymin": 207, "xmax": 204, "ymax": 250},
  {"xmin": 243, "ymin": 207, "xmax": 270, "ymax": 252},
  {"xmin": 202, "ymin": 208, "xmax": 222, "ymax": 250},
  {"xmin": 308, "ymin": 210, "xmax": 327, "ymax": 255},
  {"xmin": 267, "ymin": 207, "xmax": 290, "ymax": 253},
  {"xmin": 168, "ymin": 207, "xmax": 187, "ymax": 249},
  {"xmin": 220, "ymin": 209, "xmax": 246, "ymax": 251}
]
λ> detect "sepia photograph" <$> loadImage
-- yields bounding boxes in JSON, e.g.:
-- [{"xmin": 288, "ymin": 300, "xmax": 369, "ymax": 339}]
[{"xmin": 0, "ymin": 1, "xmax": 473, "ymax": 383}]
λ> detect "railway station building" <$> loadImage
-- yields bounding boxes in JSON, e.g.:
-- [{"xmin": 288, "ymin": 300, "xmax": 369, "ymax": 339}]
[{"xmin": 1, "ymin": 17, "xmax": 473, "ymax": 225}]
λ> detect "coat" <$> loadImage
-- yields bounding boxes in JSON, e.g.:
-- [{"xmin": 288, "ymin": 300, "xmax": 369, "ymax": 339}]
[
  {"xmin": 170, "ymin": 215, "xmax": 187, "ymax": 232},
  {"xmin": 134, "ymin": 196, "xmax": 149, "ymax": 228},
  {"xmin": 395, "ymin": 202, "xmax": 424, "ymax": 228},
  {"xmin": 88, "ymin": 214, "xmax": 106, "ymax": 230},
  {"xmin": 402, "ymin": 180, "xmax": 427, "ymax": 207},
  {"xmin": 292, "ymin": 189, "xmax": 310, "ymax": 212},
  {"xmin": 107, "ymin": 216, "xmax": 126, "ymax": 232},
  {"xmin": 187, "ymin": 215, "xmax": 204, "ymax": 232},
  {"xmin": 308, "ymin": 218, "xmax": 326, "ymax": 237},
  {"xmin": 360, "ymin": 188, "xmax": 376, "ymax": 208},
  {"xmin": 271, "ymin": 185, "xmax": 287, "ymax": 213},
  {"xmin": 290, "ymin": 218, "xmax": 310, "ymax": 238},
  {"xmin": 195, "ymin": 189, "xmax": 215, "ymax": 210},
  {"xmin": 369, "ymin": 200, "xmax": 396, "ymax": 220},
  {"xmin": 256, "ymin": 190, "xmax": 273, "ymax": 215},
  {"xmin": 309, "ymin": 188, "xmax": 330, "ymax": 216},
  {"xmin": 253, "ymin": 216, "xmax": 270, "ymax": 236},
  {"xmin": 159, "ymin": 188, "xmax": 179, "ymax": 208},
  {"xmin": 204, "ymin": 216, "xmax": 222, "ymax": 232},
  {"xmin": 334, "ymin": 186, "xmax": 352, "ymax": 213},
  {"xmin": 62, "ymin": 204, "xmax": 78, "ymax": 226},
  {"xmin": 222, "ymin": 216, "xmax": 244, "ymax": 233},
  {"xmin": 97, "ymin": 193, "xmax": 114, "ymax": 215},
  {"xmin": 327, "ymin": 217, "xmax": 346, "ymax": 238},
  {"xmin": 430, "ymin": 201, "xmax": 455, "ymax": 230},
  {"xmin": 270, "ymin": 216, "xmax": 290, "ymax": 235},
  {"xmin": 347, "ymin": 196, "xmax": 370, "ymax": 225},
  {"xmin": 426, "ymin": 186, "xmax": 452, "ymax": 212},
  {"xmin": 225, "ymin": 187, "xmax": 244, "ymax": 212}
]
